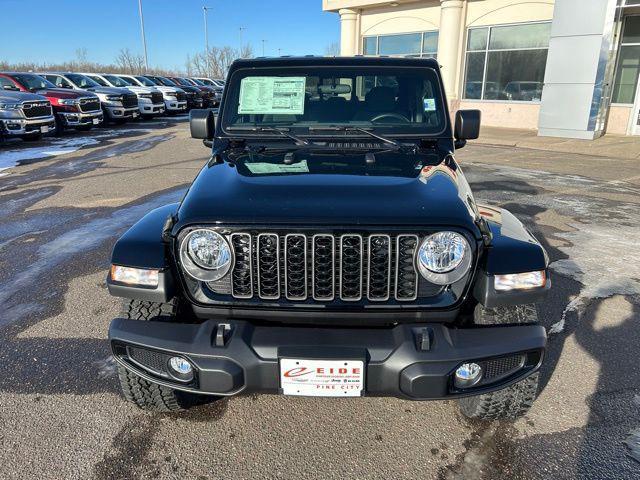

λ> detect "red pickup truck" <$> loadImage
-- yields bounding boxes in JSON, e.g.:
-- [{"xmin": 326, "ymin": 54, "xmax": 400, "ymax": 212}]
[{"xmin": 0, "ymin": 72, "xmax": 103, "ymax": 135}]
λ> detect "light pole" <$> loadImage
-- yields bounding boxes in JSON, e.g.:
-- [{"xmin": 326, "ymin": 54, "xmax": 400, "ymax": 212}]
[
  {"xmin": 137, "ymin": 0, "xmax": 149, "ymax": 72},
  {"xmin": 239, "ymin": 26, "xmax": 246, "ymax": 48},
  {"xmin": 261, "ymin": 39, "xmax": 267, "ymax": 56},
  {"xmin": 203, "ymin": 6, "xmax": 213, "ymax": 75}
]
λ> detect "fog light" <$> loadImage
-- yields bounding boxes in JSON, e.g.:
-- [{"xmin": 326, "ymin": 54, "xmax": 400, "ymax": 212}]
[
  {"xmin": 454, "ymin": 363, "xmax": 482, "ymax": 389},
  {"xmin": 168, "ymin": 356, "xmax": 194, "ymax": 382}
]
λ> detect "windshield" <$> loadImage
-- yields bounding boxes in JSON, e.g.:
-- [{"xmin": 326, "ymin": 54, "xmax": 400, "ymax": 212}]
[
  {"xmin": 66, "ymin": 73, "xmax": 100, "ymax": 89},
  {"xmin": 222, "ymin": 66, "xmax": 446, "ymax": 137},
  {"xmin": 150, "ymin": 76, "xmax": 176, "ymax": 87},
  {"xmin": 88, "ymin": 75, "xmax": 109, "ymax": 87},
  {"xmin": 172, "ymin": 77, "xmax": 189, "ymax": 86},
  {"xmin": 12, "ymin": 73, "xmax": 56, "ymax": 90},
  {"xmin": 134, "ymin": 76, "xmax": 157, "ymax": 87},
  {"xmin": 198, "ymin": 78, "xmax": 215, "ymax": 86},
  {"xmin": 107, "ymin": 75, "xmax": 133, "ymax": 87},
  {"xmin": 190, "ymin": 78, "xmax": 205, "ymax": 86}
]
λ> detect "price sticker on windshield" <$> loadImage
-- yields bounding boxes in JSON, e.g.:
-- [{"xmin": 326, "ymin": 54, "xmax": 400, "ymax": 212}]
[{"xmin": 238, "ymin": 76, "xmax": 306, "ymax": 115}]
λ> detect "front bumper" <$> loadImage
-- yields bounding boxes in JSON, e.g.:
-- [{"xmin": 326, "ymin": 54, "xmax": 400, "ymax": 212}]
[
  {"xmin": 164, "ymin": 100, "xmax": 187, "ymax": 112},
  {"xmin": 139, "ymin": 102, "xmax": 165, "ymax": 115},
  {"xmin": 110, "ymin": 318, "xmax": 546, "ymax": 400},
  {"xmin": 58, "ymin": 110, "xmax": 103, "ymax": 127},
  {"xmin": 0, "ymin": 115, "xmax": 55, "ymax": 136},
  {"xmin": 104, "ymin": 105, "xmax": 139, "ymax": 120}
]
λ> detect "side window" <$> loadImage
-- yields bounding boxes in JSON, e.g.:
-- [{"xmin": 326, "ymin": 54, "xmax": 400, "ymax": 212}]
[{"xmin": 0, "ymin": 77, "xmax": 17, "ymax": 90}]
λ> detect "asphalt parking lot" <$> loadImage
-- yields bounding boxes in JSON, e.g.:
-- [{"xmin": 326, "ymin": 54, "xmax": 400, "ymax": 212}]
[{"xmin": 0, "ymin": 118, "xmax": 639, "ymax": 480}]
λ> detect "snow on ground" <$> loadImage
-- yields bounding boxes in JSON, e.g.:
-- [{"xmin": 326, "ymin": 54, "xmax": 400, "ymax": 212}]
[
  {"xmin": 1, "ymin": 137, "xmax": 100, "ymax": 173},
  {"xmin": 0, "ymin": 128, "xmax": 156, "ymax": 175}
]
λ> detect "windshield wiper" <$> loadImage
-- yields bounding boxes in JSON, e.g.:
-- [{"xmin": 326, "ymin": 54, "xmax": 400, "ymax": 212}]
[
  {"xmin": 227, "ymin": 126, "xmax": 310, "ymax": 146},
  {"xmin": 308, "ymin": 126, "xmax": 403, "ymax": 150}
]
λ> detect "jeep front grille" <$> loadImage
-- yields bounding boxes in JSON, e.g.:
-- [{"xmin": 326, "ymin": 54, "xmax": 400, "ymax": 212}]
[{"xmin": 220, "ymin": 232, "xmax": 425, "ymax": 303}]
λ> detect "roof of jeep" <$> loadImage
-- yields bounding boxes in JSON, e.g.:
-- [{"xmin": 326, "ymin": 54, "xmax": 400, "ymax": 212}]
[{"xmin": 229, "ymin": 55, "xmax": 440, "ymax": 70}]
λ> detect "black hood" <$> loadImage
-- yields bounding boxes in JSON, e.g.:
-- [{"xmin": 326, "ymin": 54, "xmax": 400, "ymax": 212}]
[{"xmin": 174, "ymin": 149, "xmax": 479, "ymax": 234}]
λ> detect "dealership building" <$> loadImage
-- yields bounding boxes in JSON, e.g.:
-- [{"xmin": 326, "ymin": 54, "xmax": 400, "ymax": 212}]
[{"xmin": 323, "ymin": 0, "xmax": 640, "ymax": 139}]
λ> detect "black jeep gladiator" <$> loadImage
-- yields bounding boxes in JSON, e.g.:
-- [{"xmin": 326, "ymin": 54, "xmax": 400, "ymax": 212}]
[{"xmin": 107, "ymin": 56, "xmax": 550, "ymax": 420}]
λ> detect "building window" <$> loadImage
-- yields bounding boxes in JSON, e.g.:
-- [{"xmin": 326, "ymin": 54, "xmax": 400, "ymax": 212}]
[
  {"xmin": 463, "ymin": 22, "xmax": 551, "ymax": 102},
  {"xmin": 362, "ymin": 31, "xmax": 438, "ymax": 58},
  {"xmin": 612, "ymin": 16, "xmax": 640, "ymax": 104}
]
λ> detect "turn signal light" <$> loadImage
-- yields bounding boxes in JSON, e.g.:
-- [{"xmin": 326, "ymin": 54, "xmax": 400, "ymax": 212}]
[
  {"xmin": 110, "ymin": 265, "xmax": 159, "ymax": 287},
  {"xmin": 494, "ymin": 270, "xmax": 546, "ymax": 291}
]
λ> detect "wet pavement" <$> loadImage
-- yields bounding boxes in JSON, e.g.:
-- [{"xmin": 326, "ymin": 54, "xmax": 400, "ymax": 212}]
[{"xmin": 0, "ymin": 120, "xmax": 638, "ymax": 479}]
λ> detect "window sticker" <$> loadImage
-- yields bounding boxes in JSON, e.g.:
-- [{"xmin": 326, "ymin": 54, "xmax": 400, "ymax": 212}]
[
  {"xmin": 245, "ymin": 160, "xmax": 309, "ymax": 175},
  {"xmin": 238, "ymin": 77, "xmax": 306, "ymax": 115},
  {"xmin": 423, "ymin": 98, "xmax": 436, "ymax": 112}
]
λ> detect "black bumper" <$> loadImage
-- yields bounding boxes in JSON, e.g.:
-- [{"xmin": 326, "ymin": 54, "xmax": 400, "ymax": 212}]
[{"xmin": 109, "ymin": 319, "xmax": 546, "ymax": 400}]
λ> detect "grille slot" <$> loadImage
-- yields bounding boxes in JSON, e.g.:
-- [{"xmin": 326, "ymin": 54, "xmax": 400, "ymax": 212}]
[
  {"xmin": 367, "ymin": 235, "xmax": 392, "ymax": 301},
  {"xmin": 395, "ymin": 235, "xmax": 419, "ymax": 301},
  {"xmin": 284, "ymin": 234, "xmax": 307, "ymax": 300},
  {"xmin": 339, "ymin": 234, "xmax": 363, "ymax": 301},
  {"xmin": 312, "ymin": 234, "xmax": 335, "ymax": 301},
  {"xmin": 257, "ymin": 233, "xmax": 280, "ymax": 299},
  {"xmin": 230, "ymin": 233, "xmax": 252, "ymax": 298}
]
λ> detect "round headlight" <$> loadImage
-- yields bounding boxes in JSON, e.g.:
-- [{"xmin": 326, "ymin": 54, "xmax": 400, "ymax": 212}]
[
  {"xmin": 179, "ymin": 229, "xmax": 232, "ymax": 282},
  {"xmin": 417, "ymin": 231, "xmax": 471, "ymax": 285}
]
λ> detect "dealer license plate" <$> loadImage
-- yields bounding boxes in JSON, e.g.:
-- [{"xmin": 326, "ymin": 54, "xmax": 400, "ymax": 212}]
[
  {"xmin": 40, "ymin": 126, "xmax": 49, "ymax": 134},
  {"xmin": 92, "ymin": 118, "xmax": 100, "ymax": 125},
  {"xmin": 280, "ymin": 359, "xmax": 364, "ymax": 397}
]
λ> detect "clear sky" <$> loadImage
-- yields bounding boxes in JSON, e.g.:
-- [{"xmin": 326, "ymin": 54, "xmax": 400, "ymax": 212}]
[{"xmin": 0, "ymin": 0, "xmax": 339, "ymax": 70}]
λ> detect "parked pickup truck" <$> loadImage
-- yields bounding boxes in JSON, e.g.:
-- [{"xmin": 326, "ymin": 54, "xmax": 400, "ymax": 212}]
[
  {"xmin": 0, "ymin": 89, "xmax": 55, "ymax": 141},
  {"xmin": 145, "ymin": 75, "xmax": 203, "ymax": 110},
  {"xmin": 40, "ymin": 72, "xmax": 139, "ymax": 124},
  {"xmin": 0, "ymin": 72, "xmax": 103, "ymax": 134},
  {"xmin": 183, "ymin": 77, "xmax": 221, "ymax": 108},
  {"xmin": 118, "ymin": 75, "xmax": 187, "ymax": 114},
  {"xmin": 83, "ymin": 73, "xmax": 165, "ymax": 119},
  {"xmin": 107, "ymin": 56, "xmax": 550, "ymax": 420}
]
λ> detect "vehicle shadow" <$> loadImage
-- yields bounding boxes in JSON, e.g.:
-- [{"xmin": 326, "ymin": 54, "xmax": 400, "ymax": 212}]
[{"xmin": 573, "ymin": 296, "xmax": 640, "ymax": 477}]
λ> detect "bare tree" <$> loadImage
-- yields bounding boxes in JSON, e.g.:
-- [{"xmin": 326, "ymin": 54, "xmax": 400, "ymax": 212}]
[
  {"xmin": 325, "ymin": 41, "xmax": 340, "ymax": 56},
  {"xmin": 185, "ymin": 45, "xmax": 254, "ymax": 79},
  {"xmin": 115, "ymin": 48, "xmax": 146, "ymax": 75}
]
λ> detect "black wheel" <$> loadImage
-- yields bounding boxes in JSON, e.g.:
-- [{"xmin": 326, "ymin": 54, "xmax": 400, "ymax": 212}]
[
  {"xmin": 474, "ymin": 303, "xmax": 538, "ymax": 325},
  {"xmin": 458, "ymin": 373, "xmax": 540, "ymax": 420},
  {"xmin": 54, "ymin": 115, "xmax": 65, "ymax": 136},
  {"xmin": 115, "ymin": 298, "xmax": 220, "ymax": 412},
  {"xmin": 459, "ymin": 303, "xmax": 540, "ymax": 420}
]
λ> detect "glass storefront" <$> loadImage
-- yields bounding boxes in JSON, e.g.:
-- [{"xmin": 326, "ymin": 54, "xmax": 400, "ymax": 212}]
[
  {"xmin": 363, "ymin": 31, "xmax": 438, "ymax": 58},
  {"xmin": 463, "ymin": 22, "xmax": 551, "ymax": 102},
  {"xmin": 612, "ymin": 15, "xmax": 640, "ymax": 104}
]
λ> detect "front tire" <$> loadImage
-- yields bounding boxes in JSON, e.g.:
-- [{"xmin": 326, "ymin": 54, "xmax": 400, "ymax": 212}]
[
  {"xmin": 458, "ymin": 373, "xmax": 539, "ymax": 420},
  {"xmin": 459, "ymin": 303, "xmax": 541, "ymax": 420},
  {"xmin": 115, "ymin": 299, "xmax": 219, "ymax": 412}
]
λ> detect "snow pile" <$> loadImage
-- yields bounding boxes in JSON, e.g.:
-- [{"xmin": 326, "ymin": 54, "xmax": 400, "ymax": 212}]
[{"xmin": 548, "ymin": 222, "xmax": 640, "ymax": 334}]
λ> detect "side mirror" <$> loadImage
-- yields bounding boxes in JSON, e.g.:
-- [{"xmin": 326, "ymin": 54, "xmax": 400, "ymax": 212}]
[
  {"xmin": 454, "ymin": 109, "xmax": 481, "ymax": 149},
  {"xmin": 190, "ymin": 108, "xmax": 216, "ymax": 142}
]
